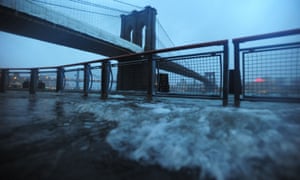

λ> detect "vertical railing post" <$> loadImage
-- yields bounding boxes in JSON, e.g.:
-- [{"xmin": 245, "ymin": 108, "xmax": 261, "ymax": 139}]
[
  {"xmin": 147, "ymin": 54, "xmax": 156, "ymax": 100},
  {"xmin": 101, "ymin": 61, "xmax": 110, "ymax": 99},
  {"xmin": 56, "ymin": 67, "xmax": 64, "ymax": 93},
  {"xmin": 75, "ymin": 69, "xmax": 80, "ymax": 90},
  {"xmin": 222, "ymin": 41, "xmax": 229, "ymax": 106},
  {"xmin": 0, "ymin": 69, "xmax": 9, "ymax": 93},
  {"xmin": 83, "ymin": 63, "xmax": 90, "ymax": 96},
  {"xmin": 233, "ymin": 41, "xmax": 241, "ymax": 107},
  {"xmin": 29, "ymin": 68, "xmax": 38, "ymax": 94}
]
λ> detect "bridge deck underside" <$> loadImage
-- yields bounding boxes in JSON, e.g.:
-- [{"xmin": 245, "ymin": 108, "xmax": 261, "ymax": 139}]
[{"xmin": 0, "ymin": 6, "xmax": 141, "ymax": 57}]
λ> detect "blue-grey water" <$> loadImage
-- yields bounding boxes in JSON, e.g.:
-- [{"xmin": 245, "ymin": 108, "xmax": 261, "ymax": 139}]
[{"xmin": 0, "ymin": 91, "xmax": 299, "ymax": 180}]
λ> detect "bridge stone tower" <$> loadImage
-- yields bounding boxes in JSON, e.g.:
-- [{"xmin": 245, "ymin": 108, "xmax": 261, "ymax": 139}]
[{"xmin": 117, "ymin": 6, "xmax": 157, "ymax": 91}]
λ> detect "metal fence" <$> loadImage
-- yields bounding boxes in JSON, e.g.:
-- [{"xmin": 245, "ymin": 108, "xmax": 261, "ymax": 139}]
[
  {"xmin": 38, "ymin": 69, "xmax": 57, "ymax": 91},
  {"xmin": 64, "ymin": 66, "xmax": 84, "ymax": 91},
  {"xmin": 0, "ymin": 40, "xmax": 229, "ymax": 106},
  {"xmin": 2, "ymin": 29, "xmax": 300, "ymax": 106},
  {"xmin": 233, "ymin": 29, "xmax": 300, "ymax": 106},
  {"xmin": 7, "ymin": 70, "xmax": 30, "ymax": 90},
  {"xmin": 156, "ymin": 52, "xmax": 224, "ymax": 98}
]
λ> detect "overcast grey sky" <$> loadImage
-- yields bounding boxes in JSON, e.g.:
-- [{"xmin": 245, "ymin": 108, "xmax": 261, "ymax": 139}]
[{"xmin": 0, "ymin": 0, "xmax": 300, "ymax": 68}]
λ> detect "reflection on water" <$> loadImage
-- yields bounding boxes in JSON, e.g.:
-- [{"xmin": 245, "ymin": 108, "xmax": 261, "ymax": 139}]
[
  {"xmin": 27, "ymin": 95, "xmax": 37, "ymax": 112},
  {"xmin": 54, "ymin": 101, "xmax": 65, "ymax": 118}
]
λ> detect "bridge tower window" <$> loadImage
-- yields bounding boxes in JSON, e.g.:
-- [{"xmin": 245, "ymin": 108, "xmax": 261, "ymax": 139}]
[
  {"xmin": 142, "ymin": 25, "xmax": 146, "ymax": 49},
  {"xmin": 130, "ymin": 29, "xmax": 134, "ymax": 42}
]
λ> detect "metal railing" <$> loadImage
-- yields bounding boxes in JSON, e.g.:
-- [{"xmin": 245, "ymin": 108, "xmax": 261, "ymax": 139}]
[
  {"xmin": 0, "ymin": 40, "xmax": 229, "ymax": 106},
  {"xmin": 233, "ymin": 29, "xmax": 300, "ymax": 106},
  {"xmin": 2, "ymin": 29, "xmax": 300, "ymax": 106},
  {"xmin": 156, "ymin": 50, "xmax": 226, "ymax": 98}
]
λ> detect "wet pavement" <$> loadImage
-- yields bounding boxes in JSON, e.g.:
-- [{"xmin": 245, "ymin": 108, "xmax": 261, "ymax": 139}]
[{"xmin": 0, "ymin": 91, "xmax": 201, "ymax": 180}]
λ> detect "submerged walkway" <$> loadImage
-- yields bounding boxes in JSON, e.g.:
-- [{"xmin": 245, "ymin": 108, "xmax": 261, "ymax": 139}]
[
  {"xmin": 0, "ymin": 92, "xmax": 200, "ymax": 180},
  {"xmin": 0, "ymin": 91, "xmax": 300, "ymax": 180}
]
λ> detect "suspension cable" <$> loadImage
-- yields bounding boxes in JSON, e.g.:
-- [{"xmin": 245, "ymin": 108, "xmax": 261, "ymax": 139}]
[
  {"xmin": 69, "ymin": 0, "xmax": 130, "ymax": 14},
  {"xmin": 157, "ymin": 18, "xmax": 175, "ymax": 47},
  {"xmin": 113, "ymin": 0, "xmax": 143, "ymax": 9},
  {"xmin": 28, "ymin": 0, "xmax": 120, "ymax": 17}
]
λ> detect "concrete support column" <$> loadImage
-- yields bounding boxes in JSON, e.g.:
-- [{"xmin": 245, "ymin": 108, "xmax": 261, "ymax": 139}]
[
  {"xmin": 29, "ymin": 68, "xmax": 38, "ymax": 94},
  {"xmin": 56, "ymin": 67, "xmax": 64, "ymax": 92},
  {"xmin": 118, "ymin": 7, "xmax": 157, "ymax": 92},
  {"xmin": 0, "ymin": 69, "xmax": 9, "ymax": 93}
]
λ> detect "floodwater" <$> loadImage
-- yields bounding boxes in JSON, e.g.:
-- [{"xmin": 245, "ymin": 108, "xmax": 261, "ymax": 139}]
[{"xmin": 0, "ymin": 91, "xmax": 299, "ymax": 180}]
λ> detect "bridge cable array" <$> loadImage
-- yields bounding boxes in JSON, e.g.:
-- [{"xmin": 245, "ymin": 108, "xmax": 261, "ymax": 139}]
[
  {"xmin": 28, "ymin": 0, "xmax": 176, "ymax": 49},
  {"xmin": 156, "ymin": 18, "xmax": 175, "ymax": 48},
  {"xmin": 69, "ymin": 0, "xmax": 130, "ymax": 14},
  {"xmin": 113, "ymin": 0, "xmax": 143, "ymax": 9},
  {"xmin": 28, "ymin": 0, "xmax": 121, "ymax": 17}
]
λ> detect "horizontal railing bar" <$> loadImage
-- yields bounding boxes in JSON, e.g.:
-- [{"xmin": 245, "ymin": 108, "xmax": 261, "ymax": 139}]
[
  {"xmin": 240, "ymin": 42, "xmax": 300, "ymax": 52},
  {"xmin": 155, "ymin": 51, "xmax": 224, "ymax": 62},
  {"xmin": 233, "ymin": 28, "xmax": 300, "ymax": 43},
  {"xmin": 243, "ymin": 96, "xmax": 300, "ymax": 103},
  {"xmin": 5, "ymin": 69, "xmax": 31, "ymax": 72},
  {"xmin": 4, "ymin": 67, "xmax": 57, "ymax": 71},
  {"xmin": 39, "ymin": 70, "xmax": 57, "ymax": 73},
  {"xmin": 155, "ymin": 93, "xmax": 222, "ymax": 99},
  {"xmin": 64, "ymin": 68, "xmax": 84, "ymax": 72},
  {"xmin": 8, "ymin": 71, "xmax": 31, "ymax": 74},
  {"xmin": 90, "ymin": 66, "xmax": 101, "ymax": 69},
  {"xmin": 118, "ymin": 58, "xmax": 148, "ymax": 65}
]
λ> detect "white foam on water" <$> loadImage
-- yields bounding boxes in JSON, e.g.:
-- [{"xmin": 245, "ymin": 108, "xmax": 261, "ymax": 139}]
[
  {"xmin": 109, "ymin": 94, "xmax": 126, "ymax": 99},
  {"xmin": 74, "ymin": 100, "xmax": 300, "ymax": 180}
]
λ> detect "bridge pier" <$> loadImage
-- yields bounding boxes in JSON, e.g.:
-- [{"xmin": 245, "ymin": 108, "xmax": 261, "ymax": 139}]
[
  {"xmin": 117, "ymin": 6, "xmax": 156, "ymax": 91},
  {"xmin": 117, "ymin": 61, "xmax": 149, "ymax": 91}
]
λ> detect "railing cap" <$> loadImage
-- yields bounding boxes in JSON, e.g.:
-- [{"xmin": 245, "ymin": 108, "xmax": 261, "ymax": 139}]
[{"xmin": 232, "ymin": 28, "xmax": 300, "ymax": 44}]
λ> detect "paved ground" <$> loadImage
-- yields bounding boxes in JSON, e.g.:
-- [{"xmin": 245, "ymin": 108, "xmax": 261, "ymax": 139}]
[{"xmin": 0, "ymin": 92, "xmax": 202, "ymax": 180}]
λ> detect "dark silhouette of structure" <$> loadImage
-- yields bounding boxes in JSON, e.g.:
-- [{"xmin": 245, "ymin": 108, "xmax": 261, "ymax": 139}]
[
  {"xmin": 117, "ymin": 6, "xmax": 156, "ymax": 91},
  {"xmin": 116, "ymin": 7, "xmax": 214, "ymax": 91}
]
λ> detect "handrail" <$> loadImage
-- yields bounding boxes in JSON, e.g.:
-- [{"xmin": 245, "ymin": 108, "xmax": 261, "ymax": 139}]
[{"xmin": 233, "ymin": 28, "xmax": 300, "ymax": 43}]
